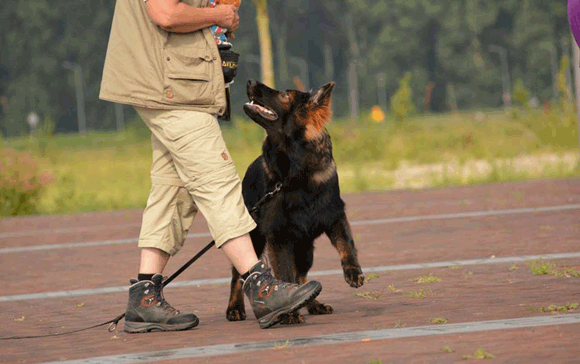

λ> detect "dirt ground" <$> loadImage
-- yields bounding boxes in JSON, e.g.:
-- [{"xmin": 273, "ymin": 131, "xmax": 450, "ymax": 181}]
[{"xmin": 1, "ymin": 178, "xmax": 579, "ymax": 364}]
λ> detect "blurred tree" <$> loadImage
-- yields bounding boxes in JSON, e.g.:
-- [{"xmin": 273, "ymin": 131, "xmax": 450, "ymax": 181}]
[
  {"xmin": 253, "ymin": 0, "xmax": 275, "ymax": 87},
  {"xmin": 0, "ymin": 0, "xmax": 573, "ymax": 136}
]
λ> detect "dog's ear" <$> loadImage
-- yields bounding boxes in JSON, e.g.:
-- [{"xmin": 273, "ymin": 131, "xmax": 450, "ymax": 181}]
[
  {"xmin": 310, "ymin": 82, "xmax": 335, "ymax": 107},
  {"xmin": 301, "ymin": 82, "xmax": 335, "ymax": 140}
]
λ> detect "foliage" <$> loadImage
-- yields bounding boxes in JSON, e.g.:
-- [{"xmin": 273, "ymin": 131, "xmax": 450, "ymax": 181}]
[
  {"xmin": 2, "ymin": 108, "xmax": 578, "ymax": 216},
  {"xmin": 0, "ymin": 148, "xmax": 53, "ymax": 216},
  {"xmin": 0, "ymin": 0, "xmax": 574, "ymax": 136},
  {"xmin": 557, "ymin": 56, "xmax": 572, "ymax": 105},
  {"xmin": 390, "ymin": 73, "xmax": 416, "ymax": 122},
  {"xmin": 512, "ymin": 78, "xmax": 530, "ymax": 107}
]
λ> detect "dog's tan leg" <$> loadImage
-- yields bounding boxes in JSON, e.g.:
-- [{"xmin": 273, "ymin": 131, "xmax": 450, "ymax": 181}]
[{"xmin": 326, "ymin": 215, "xmax": 365, "ymax": 288}]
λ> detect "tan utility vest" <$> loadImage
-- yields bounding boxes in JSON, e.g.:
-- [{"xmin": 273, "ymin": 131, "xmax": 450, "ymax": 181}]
[{"xmin": 99, "ymin": 0, "xmax": 226, "ymax": 116}]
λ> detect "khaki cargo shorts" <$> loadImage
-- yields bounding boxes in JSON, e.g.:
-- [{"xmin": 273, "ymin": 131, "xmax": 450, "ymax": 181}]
[{"xmin": 134, "ymin": 107, "xmax": 256, "ymax": 255}]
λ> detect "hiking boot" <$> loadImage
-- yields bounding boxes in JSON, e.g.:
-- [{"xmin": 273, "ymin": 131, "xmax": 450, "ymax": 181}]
[
  {"xmin": 242, "ymin": 261, "xmax": 322, "ymax": 329},
  {"xmin": 124, "ymin": 274, "xmax": 199, "ymax": 333}
]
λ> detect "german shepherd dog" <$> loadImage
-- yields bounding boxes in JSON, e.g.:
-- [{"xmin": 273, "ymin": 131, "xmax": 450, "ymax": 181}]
[{"xmin": 226, "ymin": 80, "xmax": 365, "ymax": 324}]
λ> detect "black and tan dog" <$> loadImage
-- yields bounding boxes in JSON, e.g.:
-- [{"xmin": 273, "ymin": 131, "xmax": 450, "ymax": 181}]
[{"xmin": 226, "ymin": 80, "xmax": 365, "ymax": 324}]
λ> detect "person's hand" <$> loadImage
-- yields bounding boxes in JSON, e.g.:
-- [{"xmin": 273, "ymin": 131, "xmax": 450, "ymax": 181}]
[{"xmin": 214, "ymin": 5, "xmax": 239, "ymax": 32}]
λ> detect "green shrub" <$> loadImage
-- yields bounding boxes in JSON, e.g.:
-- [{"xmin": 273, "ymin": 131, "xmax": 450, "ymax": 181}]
[
  {"xmin": 512, "ymin": 78, "xmax": 530, "ymax": 107},
  {"xmin": 0, "ymin": 148, "xmax": 53, "ymax": 216},
  {"xmin": 390, "ymin": 72, "xmax": 416, "ymax": 122}
]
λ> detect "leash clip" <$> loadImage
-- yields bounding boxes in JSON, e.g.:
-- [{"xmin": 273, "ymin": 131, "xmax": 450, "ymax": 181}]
[{"xmin": 108, "ymin": 313, "xmax": 125, "ymax": 332}]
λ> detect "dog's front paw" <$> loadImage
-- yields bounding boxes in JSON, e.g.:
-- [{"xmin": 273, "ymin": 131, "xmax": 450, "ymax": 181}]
[
  {"xmin": 226, "ymin": 305, "xmax": 247, "ymax": 321},
  {"xmin": 279, "ymin": 312, "xmax": 305, "ymax": 325},
  {"xmin": 307, "ymin": 300, "xmax": 334, "ymax": 315},
  {"xmin": 344, "ymin": 265, "xmax": 365, "ymax": 288}
]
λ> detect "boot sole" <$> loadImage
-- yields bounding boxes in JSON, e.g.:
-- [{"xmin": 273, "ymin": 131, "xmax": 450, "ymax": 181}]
[
  {"xmin": 258, "ymin": 282, "xmax": 322, "ymax": 329},
  {"xmin": 124, "ymin": 317, "xmax": 199, "ymax": 334}
]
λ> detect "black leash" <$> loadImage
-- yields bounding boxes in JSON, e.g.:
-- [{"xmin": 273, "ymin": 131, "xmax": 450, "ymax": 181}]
[{"xmin": 1, "ymin": 182, "xmax": 283, "ymax": 340}]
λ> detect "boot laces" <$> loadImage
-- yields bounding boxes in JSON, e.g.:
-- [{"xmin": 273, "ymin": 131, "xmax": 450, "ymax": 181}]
[
  {"xmin": 260, "ymin": 270, "xmax": 294, "ymax": 290},
  {"xmin": 153, "ymin": 282, "xmax": 180, "ymax": 315}
]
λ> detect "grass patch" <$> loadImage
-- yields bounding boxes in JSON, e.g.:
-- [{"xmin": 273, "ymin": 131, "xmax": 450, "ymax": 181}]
[
  {"xmin": 554, "ymin": 267, "xmax": 580, "ymax": 278},
  {"xmin": 444, "ymin": 346, "xmax": 455, "ymax": 353},
  {"xmin": 509, "ymin": 264, "xmax": 518, "ymax": 271},
  {"xmin": 354, "ymin": 291, "xmax": 383, "ymax": 300},
  {"xmin": 393, "ymin": 320, "xmax": 406, "ymax": 328},
  {"xmin": 411, "ymin": 273, "xmax": 441, "ymax": 283},
  {"xmin": 3, "ymin": 107, "xmax": 579, "ymax": 216},
  {"xmin": 527, "ymin": 259, "xmax": 556, "ymax": 275},
  {"xmin": 462, "ymin": 348, "xmax": 495, "ymax": 360},
  {"xmin": 532, "ymin": 302, "xmax": 579, "ymax": 313},
  {"xmin": 364, "ymin": 273, "xmax": 380, "ymax": 283},
  {"xmin": 403, "ymin": 287, "xmax": 434, "ymax": 298},
  {"xmin": 430, "ymin": 317, "xmax": 448, "ymax": 324},
  {"xmin": 527, "ymin": 259, "xmax": 580, "ymax": 277},
  {"xmin": 273, "ymin": 340, "xmax": 290, "ymax": 349}
]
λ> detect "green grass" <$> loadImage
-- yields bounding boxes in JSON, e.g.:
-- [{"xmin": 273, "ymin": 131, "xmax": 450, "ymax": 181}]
[
  {"xmin": 527, "ymin": 259, "xmax": 557, "ymax": 275},
  {"xmin": 462, "ymin": 348, "xmax": 495, "ymax": 360},
  {"xmin": 430, "ymin": 317, "xmax": 448, "ymax": 324},
  {"xmin": 2, "ymin": 107, "xmax": 579, "ymax": 216},
  {"xmin": 411, "ymin": 273, "xmax": 441, "ymax": 283},
  {"xmin": 354, "ymin": 291, "xmax": 383, "ymax": 300},
  {"xmin": 273, "ymin": 340, "xmax": 290, "ymax": 349},
  {"xmin": 403, "ymin": 287, "xmax": 434, "ymax": 298},
  {"xmin": 364, "ymin": 273, "xmax": 380, "ymax": 283},
  {"xmin": 538, "ymin": 302, "xmax": 579, "ymax": 313},
  {"xmin": 526, "ymin": 259, "xmax": 580, "ymax": 278}
]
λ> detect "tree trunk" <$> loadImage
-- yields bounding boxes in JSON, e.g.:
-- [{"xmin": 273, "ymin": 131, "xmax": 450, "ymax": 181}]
[
  {"xmin": 573, "ymin": 31, "xmax": 580, "ymax": 149},
  {"xmin": 345, "ymin": 14, "xmax": 359, "ymax": 123},
  {"xmin": 276, "ymin": 21, "xmax": 289, "ymax": 87},
  {"xmin": 253, "ymin": 0, "xmax": 275, "ymax": 88}
]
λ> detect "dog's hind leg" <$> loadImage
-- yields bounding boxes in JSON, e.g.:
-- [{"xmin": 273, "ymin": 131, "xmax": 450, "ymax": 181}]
[
  {"xmin": 326, "ymin": 215, "xmax": 365, "ymax": 288},
  {"xmin": 225, "ymin": 229, "xmax": 267, "ymax": 322},
  {"xmin": 226, "ymin": 266, "xmax": 246, "ymax": 321}
]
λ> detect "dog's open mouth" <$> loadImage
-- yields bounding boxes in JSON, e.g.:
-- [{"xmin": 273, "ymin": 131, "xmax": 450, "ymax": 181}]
[{"xmin": 244, "ymin": 99, "xmax": 278, "ymax": 120}]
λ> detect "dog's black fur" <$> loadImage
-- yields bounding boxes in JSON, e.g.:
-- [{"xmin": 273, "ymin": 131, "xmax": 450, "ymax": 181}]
[{"xmin": 226, "ymin": 80, "xmax": 364, "ymax": 324}]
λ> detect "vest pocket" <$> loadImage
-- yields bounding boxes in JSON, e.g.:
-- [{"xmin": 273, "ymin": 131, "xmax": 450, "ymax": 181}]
[{"xmin": 164, "ymin": 48, "xmax": 215, "ymax": 105}]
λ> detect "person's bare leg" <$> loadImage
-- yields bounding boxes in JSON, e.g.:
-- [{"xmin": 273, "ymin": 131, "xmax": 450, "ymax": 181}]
[
  {"xmin": 139, "ymin": 247, "xmax": 170, "ymax": 274},
  {"xmin": 221, "ymin": 233, "xmax": 259, "ymax": 274}
]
